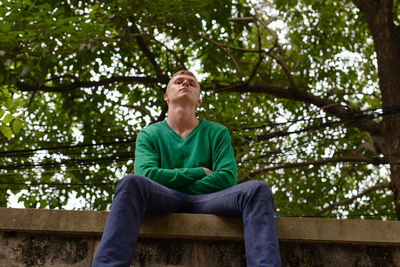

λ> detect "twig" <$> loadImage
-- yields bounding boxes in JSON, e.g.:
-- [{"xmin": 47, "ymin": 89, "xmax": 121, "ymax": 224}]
[
  {"xmin": 124, "ymin": 104, "xmax": 156, "ymax": 123},
  {"xmin": 28, "ymin": 91, "xmax": 37, "ymax": 107},
  {"xmin": 245, "ymin": 5, "xmax": 263, "ymax": 85},
  {"xmin": 156, "ymin": 103, "xmax": 168, "ymax": 122},
  {"xmin": 228, "ymin": 17, "xmax": 256, "ymax": 22}
]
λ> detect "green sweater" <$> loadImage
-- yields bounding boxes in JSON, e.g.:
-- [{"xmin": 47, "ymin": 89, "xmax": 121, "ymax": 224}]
[{"xmin": 134, "ymin": 119, "xmax": 237, "ymax": 194}]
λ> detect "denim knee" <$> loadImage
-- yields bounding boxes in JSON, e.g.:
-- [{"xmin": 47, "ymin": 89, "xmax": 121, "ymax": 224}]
[
  {"xmin": 243, "ymin": 180, "xmax": 274, "ymax": 204},
  {"xmin": 116, "ymin": 174, "xmax": 150, "ymax": 194}
]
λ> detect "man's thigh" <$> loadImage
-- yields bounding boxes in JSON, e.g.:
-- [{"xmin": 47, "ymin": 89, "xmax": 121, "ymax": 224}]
[
  {"xmin": 190, "ymin": 181, "xmax": 273, "ymax": 217},
  {"xmin": 190, "ymin": 182, "xmax": 259, "ymax": 217},
  {"xmin": 140, "ymin": 176, "xmax": 192, "ymax": 216}
]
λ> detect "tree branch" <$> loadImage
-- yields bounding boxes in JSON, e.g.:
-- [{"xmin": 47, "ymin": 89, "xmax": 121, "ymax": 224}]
[
  {"xmin": 228, "ymin": 16, "xmax": 256, "ymax": 22},
  {"xmin": 129, "ymin": 23, "xmax": 168, "ymax": 81},
  {"xmin": 311, "ymin": 182, "xmax": 390, "ymax": 217},
  {"xmin": 254, "ymin": 15, "xmax": 297, "ymax": 91},
  {"xmin": 197, "ymin": 33, "xmax": 243, "ymax": 81},
  {"xmin": 145, "ymin": 33, "xmax": 187, "ymax": 69},
  {"xmin": 245, "ymin": 6, "xmax": 264, "ymax": 86},
  {"xmin": 352, "ymin": 0, "xmax": 390, "ymax": 23},
  {"xmin": 156, "ymin": 103, "xmax": 168, "ymax": 122},
  {"xmin": 124, "ymin": 104, "xmax": 156, "ymax": 123},
  {"xmin": 227, "ymin": 14, "xmax": 281, "ymax": 84},
  {"xmin": 352, "ymin": 0, "xmax": 400, "ymax": 110},
  {"xmin": 238, "ymin": 155, "xmax": 387, "ymax": 183},
  {"xmin": 219, "ymin": 44, "xmax": 263, "ymax": 53},
  {"xmin": 16, "ymin": 76, "xmax": 165, "ymax": 92},
  {"xmin": 212, "ymin": 82, "xmax": 383, "ymax": 135}
]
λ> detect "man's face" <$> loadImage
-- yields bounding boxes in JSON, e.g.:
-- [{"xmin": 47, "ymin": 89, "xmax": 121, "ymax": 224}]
[{"xmin": 164, "ymin": 74, "xmax": 201, "ymax": 106}]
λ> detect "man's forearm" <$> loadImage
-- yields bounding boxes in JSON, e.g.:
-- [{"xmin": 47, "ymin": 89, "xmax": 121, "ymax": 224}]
[
  {"xmin": 189, "ymin": 170, "xmax": 236, "ymax": 194},
  {"xmin": 137, "ymin": 166, "xmax": 206, "ymax": 190}
]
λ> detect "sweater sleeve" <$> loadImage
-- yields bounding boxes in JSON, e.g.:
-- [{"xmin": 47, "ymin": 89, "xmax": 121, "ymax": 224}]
[
  {"xmin": 189, "ymin": 127, "xmax": 237, "ymax": 194},
  {"xmin": 134, "ymin": 130, "xmax": 205, "ymax": 190}
]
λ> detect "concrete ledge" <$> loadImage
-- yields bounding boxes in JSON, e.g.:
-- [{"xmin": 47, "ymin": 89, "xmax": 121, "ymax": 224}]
[{"xmin": 1, "ymin": 208, "xmax": 400, "ymax": 245}]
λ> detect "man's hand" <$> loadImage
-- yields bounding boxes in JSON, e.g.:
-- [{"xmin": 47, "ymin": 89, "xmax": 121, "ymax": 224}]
[{"xmin": 203, "ymin": 167, "xmax": 213, "ymax": 176}]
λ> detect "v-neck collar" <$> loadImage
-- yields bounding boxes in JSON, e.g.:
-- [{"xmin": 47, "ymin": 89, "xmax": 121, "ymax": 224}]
[{"xmin": 163, "ymin": 119, "xmax": 203, "ymax": 141}]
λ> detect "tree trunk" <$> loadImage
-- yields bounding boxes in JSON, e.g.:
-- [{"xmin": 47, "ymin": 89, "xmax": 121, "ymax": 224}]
[
  {"xmin": 354, "ymin": 0, "xmax": 400, "ymax": 219},
  {"xmin": 374, "ymin": 19, "xmax": 400, "ymax": 220}
]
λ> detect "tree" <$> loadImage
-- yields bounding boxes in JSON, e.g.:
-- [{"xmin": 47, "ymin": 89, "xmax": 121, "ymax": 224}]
[{"xmin": 0, "ymin": 0, "xmax": 399, "ymax": 220}]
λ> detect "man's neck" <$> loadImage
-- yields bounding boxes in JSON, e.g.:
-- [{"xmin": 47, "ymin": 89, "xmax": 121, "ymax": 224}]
[{"xmin": 167, "ymin": 105, "xmax": 199, "ymax": 139}]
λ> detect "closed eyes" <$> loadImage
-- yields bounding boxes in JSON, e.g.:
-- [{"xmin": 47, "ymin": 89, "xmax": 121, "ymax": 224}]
[{"xmin": 175, "ymin": 78, "xmax": 196, "ymax": 86}]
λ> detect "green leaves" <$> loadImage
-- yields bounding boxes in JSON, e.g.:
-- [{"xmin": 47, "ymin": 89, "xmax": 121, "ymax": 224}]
[
  {"xmin": 2, "ymin": 113, "xmax": 13, "ymax": 124},
  {"xmin": 0, "ymin": 86, "xmax": 24, "ymax": 138},
  {"xmin": 0, "ymin": 125, "xmax": 12, "ymax": 138},
  {"xmin": 0, "ymin": 0, "xmax": 395, "ymax": 219},
  {"xmin": 12, "ymin": 119, "xmax": 23, "ymax": 133}
]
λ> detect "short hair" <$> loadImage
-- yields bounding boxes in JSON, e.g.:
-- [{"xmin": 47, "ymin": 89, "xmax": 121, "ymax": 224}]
[
  {"xmin": 166, "ymin": 70, "xmax": 199, "ymax": 92},
  {"xmin": 171, "ymin": 70, "xmax": 196, "ymax": 78}
]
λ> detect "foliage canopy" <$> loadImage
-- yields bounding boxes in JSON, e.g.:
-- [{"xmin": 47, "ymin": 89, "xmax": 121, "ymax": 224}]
[{"xmin": 1, "ymin": 0, "xmax": 400, "ymax": 220}]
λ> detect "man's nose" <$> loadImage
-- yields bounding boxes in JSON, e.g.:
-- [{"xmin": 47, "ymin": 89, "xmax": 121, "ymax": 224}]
[{"xmin": 182, "ymin": 79, "xmax": 189, "ymax": 86}]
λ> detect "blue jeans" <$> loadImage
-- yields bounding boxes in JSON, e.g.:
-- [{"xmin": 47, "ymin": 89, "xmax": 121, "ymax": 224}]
[{"xmin": 92, "ymin": 175, "xmax": 281, "ymax": 267}]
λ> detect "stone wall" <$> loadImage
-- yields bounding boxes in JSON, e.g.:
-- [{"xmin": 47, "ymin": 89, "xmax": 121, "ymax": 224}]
[{"xmin": 1, "ymin": 208, "xmax": 400, "ymax": 266}]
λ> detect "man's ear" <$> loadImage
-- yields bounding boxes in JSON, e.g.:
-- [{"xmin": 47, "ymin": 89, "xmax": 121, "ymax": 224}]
[
  {"xmin": 197, "ymin": 98, "xmax": 201, "ymax": 106},
  {"xmin": 164, "ymin": 93, "xmax": 169, "ymax": 101}
]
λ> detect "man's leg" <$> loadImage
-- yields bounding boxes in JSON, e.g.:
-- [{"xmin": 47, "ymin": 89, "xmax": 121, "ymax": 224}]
[
  {"xmin": 191, "ymin": 181, "xmax": 281, "ymax": 267},
  {"xmin": 92, "ymin": 174, "xmax": 190, "ymax": 267}
]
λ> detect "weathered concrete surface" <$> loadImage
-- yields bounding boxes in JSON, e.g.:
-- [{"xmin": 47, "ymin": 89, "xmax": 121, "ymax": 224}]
[
  {"xmin": 133, "ymin": 238, "xmax": 247, "ymax": 267},
  {"xmin": 1, "ymin": 208, "xmax": 400, "ymax": 267},
  {"xmin": 280, "ymin": 242, "xmax": 400, "ymax": 267},
  {"xmin": 2, "ymin": 233, "xmax": 400, "ymax": 267},
  {"xmin": 135, "ymin": 239, "xmax": 400, "ymax": 267},
  {"xmin": 0, "ymin": 208, "xmax": 109, "ymax": 235},
  {"xmin": 3, "ymin": 208, "xmax": 400, "ymax": 244},
  {"xmin": 0, "ymin": 232, "xmax": 96, "ymax": 267}
]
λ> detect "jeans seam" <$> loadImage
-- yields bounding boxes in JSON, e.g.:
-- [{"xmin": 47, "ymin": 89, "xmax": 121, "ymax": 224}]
[{"xmin": 247, "ymin": 202, "xmax": 261, "ymax": 267}]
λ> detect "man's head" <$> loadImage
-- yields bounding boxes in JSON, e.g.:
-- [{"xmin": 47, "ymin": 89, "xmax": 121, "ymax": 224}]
[{"xmin": 164, "ymin": 70, "xmax": 201, "ymax": 107}]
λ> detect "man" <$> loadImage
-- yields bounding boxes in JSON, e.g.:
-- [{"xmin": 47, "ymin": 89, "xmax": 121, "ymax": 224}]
[{"xmin": 92, "ymin": 70, "xmax": 282, "ymax": 267}]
